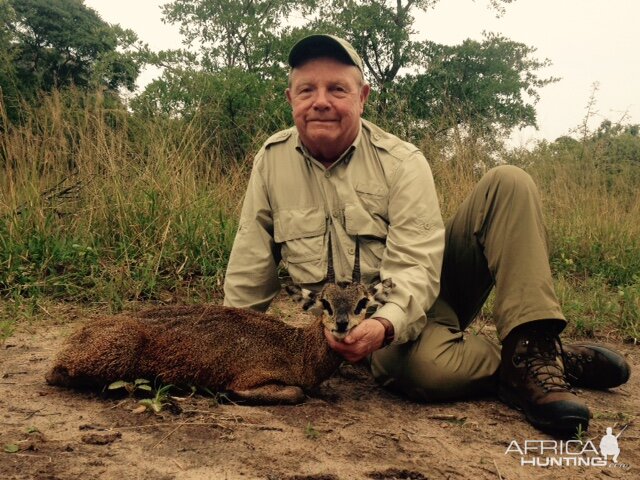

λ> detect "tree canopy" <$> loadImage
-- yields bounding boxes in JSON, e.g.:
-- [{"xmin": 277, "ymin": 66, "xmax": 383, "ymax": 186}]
[
  {"xmin": 0, "ymin": 0, "xmax": 142, "ymax": 121},
  {"xmin": 137, "ymin": 0, "xmax": 553, "ymax": 154},
  {"xmin": 161, "ymin": 0, "xmax": 318, "ymax": 74},
  {"xmin": 1, "ymin": 0, "xmax": 559, "ymax": 155},
  {"xmin": 396, "ymin": 33, "xmax": 557, "ymax": 136}
]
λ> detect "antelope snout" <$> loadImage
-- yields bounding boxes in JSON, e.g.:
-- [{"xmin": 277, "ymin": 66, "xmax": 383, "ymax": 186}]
[{"xmin": 335, "ymin": 315, "xmax": 350, "ymax": 334}]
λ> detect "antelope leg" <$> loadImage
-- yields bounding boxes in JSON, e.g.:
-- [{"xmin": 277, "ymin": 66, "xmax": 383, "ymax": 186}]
[{"xmin": 229, "ymin": 384, "xmax": 305, "ymax": 405}]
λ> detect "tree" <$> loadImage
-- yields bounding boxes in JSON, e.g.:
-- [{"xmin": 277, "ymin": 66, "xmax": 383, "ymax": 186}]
[
  {"xmin": 0, "ymin": 0, "xmax": 142, "ymax": 119},
  {"xmin": 142, "ymin": 0, "xmax": 552, "ymax": 154},
  {"xmin": 314, "ymin": 1, "xmax": 516, "ymax": 95},
  {"xmin": 0, "ymin": 1, "xmax": 21, "ymax": 121},
  {"xmin": 132, "ymin": 67, "xmax": 292, "ymax": 161},
  {"xmin": 161, "ymin": 0, "xmax": 318, "ymax": 74},
  {"xmin": 134, "ymin": 1, "xmax": 325, "ymax": 160},
  {"xmin": 396, "ymin": 33, "xmax": 557, "ymax": 137}
]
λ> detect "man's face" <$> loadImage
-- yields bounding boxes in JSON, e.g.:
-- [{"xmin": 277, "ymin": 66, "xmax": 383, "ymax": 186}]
[{"xmin": 286, "ymin": 57, "xmax": 370, "ymax": 162}]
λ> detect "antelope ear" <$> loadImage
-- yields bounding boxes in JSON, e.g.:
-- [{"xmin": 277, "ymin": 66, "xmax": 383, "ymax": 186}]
[
  {"xmin": 367, "ymin": 278, "xmax": 395, "ymax": 305},
  {"xmin": 284, "ymin": 285, "xmax": 321, "ymax": 313},
  {"xmin": 381, "ymin": 277, "xmax": 395, "ymax": 292}
]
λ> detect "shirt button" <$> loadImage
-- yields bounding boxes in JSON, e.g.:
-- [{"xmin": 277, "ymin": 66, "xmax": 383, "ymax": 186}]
[
  {"xmin": 348, "ymin": 247, "xmax": 355, "ymax": 255},
  {"xmin": 324, "ymin": 170, "xmax": 331, "ymax": 178}
]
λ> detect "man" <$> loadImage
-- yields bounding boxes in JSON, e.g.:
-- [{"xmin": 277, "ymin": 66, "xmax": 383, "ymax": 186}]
[{"xmin": 223, "ymin": 34, "xmax": 630, "ymax": 435}]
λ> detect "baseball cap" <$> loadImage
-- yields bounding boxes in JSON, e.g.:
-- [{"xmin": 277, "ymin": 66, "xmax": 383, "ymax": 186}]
[{"xmin": 288, "ymin": 34, "xmax": 364, "ymax": 73}]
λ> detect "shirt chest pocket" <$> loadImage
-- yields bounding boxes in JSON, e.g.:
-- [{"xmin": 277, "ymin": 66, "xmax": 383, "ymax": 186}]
[
  {"xmin": 274, "ymin": 207, "xmax": 327, "ymax": 284},
  {"xmin": 355, "ymin": 182, "xmax": 388, "ymax": 217},
  {"xmin": 344, "ymin": 202, "xmax": 387, "ymax": 279}
]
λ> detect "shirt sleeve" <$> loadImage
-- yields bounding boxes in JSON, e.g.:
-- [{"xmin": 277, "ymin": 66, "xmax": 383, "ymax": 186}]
[
  {"xmin": 223, "ymin": 156, "xmax": 281, "ymax": 312},
  {"xmin": 373, "ymin": 152, "xmax": 445, "ymax": 344}
]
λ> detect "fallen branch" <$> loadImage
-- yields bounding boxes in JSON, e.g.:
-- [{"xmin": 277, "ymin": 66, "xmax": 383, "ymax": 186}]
[
  {"xmin": 493, "ymin": 459, "xmax": 503, "ymax": 480},
  {"xmin": 152, "ymin": 422, "xmax": 187, "ymax": 449}
]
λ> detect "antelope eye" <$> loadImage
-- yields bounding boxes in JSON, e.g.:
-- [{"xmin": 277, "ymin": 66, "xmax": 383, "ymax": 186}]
[
  {"xmin": 321, "ymin": 299, "xmax": 333, "ymax": 315},
  {"xmin": 354, "ymin": 298, "xmax": 369, "ymax": 315}
]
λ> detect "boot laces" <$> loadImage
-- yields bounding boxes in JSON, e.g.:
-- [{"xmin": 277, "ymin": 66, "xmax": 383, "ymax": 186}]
[
  {"xmin": 522, "ymin": 333, "xmax": 571, "ymax": 393},
  {"xmin": 563, "ymin": 349, "xmax": 592, "ymax": 383}
]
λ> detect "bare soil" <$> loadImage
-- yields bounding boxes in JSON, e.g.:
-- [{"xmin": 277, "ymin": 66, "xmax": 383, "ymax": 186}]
[{"xmin": 1, "ymin": 298, "xmax": 637, "ymax": 480}]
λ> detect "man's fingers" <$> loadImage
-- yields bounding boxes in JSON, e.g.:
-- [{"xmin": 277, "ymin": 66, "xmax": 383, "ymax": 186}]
[
  {"xmin": 343, "ymin": 334, "xmax": 357, "ymax": 345},
  {"xmin": 323, "ymin": 320, "xmax": 386, "ymax": 363}
]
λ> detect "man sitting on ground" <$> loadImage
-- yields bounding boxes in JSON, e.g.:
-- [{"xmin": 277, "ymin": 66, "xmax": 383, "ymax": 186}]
[{"xmin": 223, "ymin": 34, "xmax": 631, "ymax": 435}]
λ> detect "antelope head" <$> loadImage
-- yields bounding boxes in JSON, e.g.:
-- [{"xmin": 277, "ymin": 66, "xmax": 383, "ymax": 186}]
[{"xmin": 286, "ymin": 236, "xmax": 395, "ymax": 340}]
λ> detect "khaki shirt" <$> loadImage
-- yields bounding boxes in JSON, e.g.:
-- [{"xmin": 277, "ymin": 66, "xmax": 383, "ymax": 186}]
[{"xmin": 223, "ymin": 119, "xmax": 445, "ymax": 344}]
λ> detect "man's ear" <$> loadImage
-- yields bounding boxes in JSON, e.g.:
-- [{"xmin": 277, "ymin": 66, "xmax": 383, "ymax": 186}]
[
  {"xmin": 359, "ymin": 83, "xmax": 371, "ymax": 112},
  {"xmin": 284, "ymin": 285, "xmax": 321, "ymax": 312},
  {"xmin": 285, "ymin": 87, "xmax": 292, "ymax": 106}
]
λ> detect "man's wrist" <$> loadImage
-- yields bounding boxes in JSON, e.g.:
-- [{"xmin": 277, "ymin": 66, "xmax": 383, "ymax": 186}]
[{"xmin": 372, "ymin": 317, "xmax": 395, "ymax": 347}]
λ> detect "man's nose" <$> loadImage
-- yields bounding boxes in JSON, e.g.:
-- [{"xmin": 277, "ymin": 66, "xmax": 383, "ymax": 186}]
[{"xmin": 312, "ymin": 89, "xmax": 330, "ymax": 109}]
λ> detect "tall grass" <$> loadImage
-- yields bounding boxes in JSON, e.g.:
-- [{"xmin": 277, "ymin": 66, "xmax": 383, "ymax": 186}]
[
  {"xmin": 527, "ymin": 146, "xmax": 640, "ymax": 339},
  {"xmin": 423, "ymin": 130, "xmax": 640, "ymax": 340},
  {"xmin": 1, "ymin": 88, "xmax": 638, "ymax": 341},
  {"xmin": 1, "ymin": 89, "xmax": 247, "ymax": 314}
]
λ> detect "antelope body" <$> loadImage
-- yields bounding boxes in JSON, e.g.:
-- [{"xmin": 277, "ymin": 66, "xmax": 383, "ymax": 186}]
[
  {"xmin": 46, "ymin": 238, "xmax": 394, "ymax": 404},
  {"xmin": 46, "ymin": 304, "xmax": 342, "ymax": 403}
]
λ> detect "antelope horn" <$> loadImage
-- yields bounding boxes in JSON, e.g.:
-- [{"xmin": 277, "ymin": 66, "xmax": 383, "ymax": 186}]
[
  {"xmin": 351, "ymin": 235, "xmax": 361, "ymax": 283},
  {"xmin": 326, "ymin": 235, "xmax": 335, "ymax": 283}
]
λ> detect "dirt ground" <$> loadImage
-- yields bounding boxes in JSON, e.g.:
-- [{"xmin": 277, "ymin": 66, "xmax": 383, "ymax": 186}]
[{"xmin": 1, "ymin": 298, "xmax": 638, "ymax": 480}]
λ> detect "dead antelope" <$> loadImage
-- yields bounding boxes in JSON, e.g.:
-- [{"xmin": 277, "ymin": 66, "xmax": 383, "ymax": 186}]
[{"xmin": 46, "ymin": 237, "xmax": 394, "ymax": 404}]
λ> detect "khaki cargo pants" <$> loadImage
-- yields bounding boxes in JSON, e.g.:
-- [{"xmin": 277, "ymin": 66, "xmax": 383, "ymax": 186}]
[{"xmin": 370, "ymin": 165, "xmax": 566, "ymax": 400}]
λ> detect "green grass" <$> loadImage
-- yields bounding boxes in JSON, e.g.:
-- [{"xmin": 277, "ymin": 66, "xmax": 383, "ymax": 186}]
[
  {"xmin": 1, "ymin": 88, "xmax": 639, "ymax": 342},
  {"xmin": 1, "ymin": 90, "xmax": 244, "ymax": 312}
]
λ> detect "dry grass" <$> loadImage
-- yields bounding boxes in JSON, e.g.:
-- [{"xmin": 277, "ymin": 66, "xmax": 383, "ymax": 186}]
[
  {"xmin": 1, "ymin": 88, "xmax": 638, "ymax": 341},
  {"xmin": 0, "ymin": 90, "xmax": 249, "ymax": 310}
]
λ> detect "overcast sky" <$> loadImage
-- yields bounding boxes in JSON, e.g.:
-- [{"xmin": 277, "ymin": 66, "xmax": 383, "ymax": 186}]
[{"xmin": 85, "ymin": 0, "xmax": 639, "ymax": 146}]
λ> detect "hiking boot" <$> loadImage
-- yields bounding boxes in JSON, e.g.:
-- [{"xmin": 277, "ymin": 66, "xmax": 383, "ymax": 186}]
[
  {"xmin": 499, "ymin": 324, "xmax": 590, "ymax": 435},
  {"xmin": 563, "ymin": 343, "xmax": 630, "ymax": 389}
]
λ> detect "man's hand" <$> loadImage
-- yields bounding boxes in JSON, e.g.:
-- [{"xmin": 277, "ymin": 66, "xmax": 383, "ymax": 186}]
[{"xmin": 324, "ymin": 318, "xmax": 386, "ymax": 363}]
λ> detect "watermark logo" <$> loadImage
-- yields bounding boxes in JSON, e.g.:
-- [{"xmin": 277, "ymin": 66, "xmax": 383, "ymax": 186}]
[
  {"xmin": 600, "ymin": 426, "xmax": 621, "ymax": 463},
  {"xmin": 505, "ymin": 425, "xmax": 630, "ymax": 469}
]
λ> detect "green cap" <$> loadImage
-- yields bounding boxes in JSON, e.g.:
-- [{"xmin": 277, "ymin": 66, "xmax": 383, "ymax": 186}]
[{"xmin": 288, "ymin": 34, "xmax": 364, "ymax": 73}]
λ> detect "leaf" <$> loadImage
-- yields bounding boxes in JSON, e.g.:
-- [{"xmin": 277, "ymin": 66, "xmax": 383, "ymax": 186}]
[
  {"xmin": 157, "ymin": 384, "xmax": 174, "ymax": 395},
  {"xmin": 304, "ymin": 422, "xmax": 319, "ymax": 440},
  {"xmin": 4, "ymin": 444, "xmax": 19, "ymax": 453},
  {"xmin": 202, "ymin": 387, "xmax": 216, "ymax": 397},
  {"xmin": 137, "ymin": 384, "xmax": 152, "ymax": 392},
  {"xmin": 134, "ymin": 378, "xmax": 150, "ymax": 385},
  {"xmin": 108, "ymin": 380, "xmax": 128, "ymax": 390},
  {"xmin": 132, "ymin": 405, "xmax": 147, "ymax": 414},
  {"xmin": 139, "ymin": 398, "xmax": 164, "ymax": 413}
]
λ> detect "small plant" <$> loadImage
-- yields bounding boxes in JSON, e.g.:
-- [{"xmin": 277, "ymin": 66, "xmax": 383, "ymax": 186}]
[
  {"xmin": 304, "ymin": 422, "xmax": 319, "ymax": 440},
  {"xmin": 3, "ymin": 444, "xmax": 19, "ymax": 453},
  {"xmin": 0, "ymin": 319, "xmax": 14, "ymax": 344},
  {"xmin": 202, "ymin": 387, "xmax": 232, "ymax": 407},
  {"xmin": 573, "ymin": 423, "xmax": 587, "ymax": 444},
  {"xmin": 137, "ymin": 383, "xmax": 174, "ymax": 414},
  {"xmin": 618, "ymin": 280, "xmax": 640, "ymax": 341},
  {"xmin": 593, "ymin": 411, "xmax": 634, "ymax": 423},
  {"xmin": 107, "ymin": 378, "xmax": 152, "ymax": 396}
]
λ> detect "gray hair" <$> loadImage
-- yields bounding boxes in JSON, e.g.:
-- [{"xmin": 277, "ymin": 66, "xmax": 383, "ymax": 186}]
[{"xmin": 287, "ymin": 61, "xmax": 366, "ymax": 89}]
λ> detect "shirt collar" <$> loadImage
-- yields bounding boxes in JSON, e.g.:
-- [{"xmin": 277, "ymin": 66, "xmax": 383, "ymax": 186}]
[{"xmin": 295, "ymin": 122, "xmax": 362, "ymax": 168}]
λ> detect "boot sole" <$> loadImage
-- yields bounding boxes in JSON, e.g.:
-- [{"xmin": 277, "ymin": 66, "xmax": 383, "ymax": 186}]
[{"xmin": 498, "ymin": 385, "xmax": 590, "ymax": 436}]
